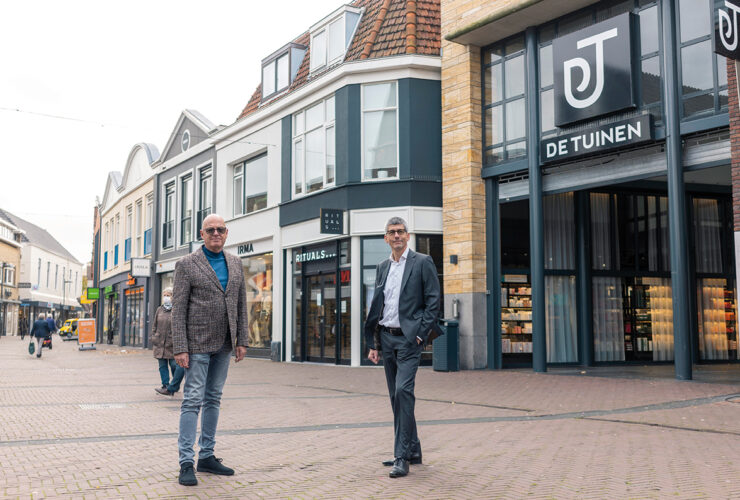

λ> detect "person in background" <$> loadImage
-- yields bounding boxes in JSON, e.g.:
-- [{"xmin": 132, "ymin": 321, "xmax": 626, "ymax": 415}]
[
  {"xmin": 153, "ymin": 287, "xmax": 185, "ymax": 396},
  {"xmin": 31, "ymin": 313, "xmax": 51, "ymax": 358},
  {"xmin": 19, "ymin": 316, "xmax": 28, "ymax": 340},
  {"xmin": 152, "ymin": 287, "xmax": 178, "ymax": 391},
  {"xmin": 46, "ymin": 314, "xmax": 56, "ymax": 336}
]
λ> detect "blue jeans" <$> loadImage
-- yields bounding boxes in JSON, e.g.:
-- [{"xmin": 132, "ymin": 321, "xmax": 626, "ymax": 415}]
[
  {"xmin": 178, "ymin": 346, "xmax": 231, "ymax": 465},
  {"xmin": 158, "ymin": 358, "xmax": 177, "ymax": 386},
  {"xmin": 166, "ymin": 365, "xmax": 185, "ymax": 393}
]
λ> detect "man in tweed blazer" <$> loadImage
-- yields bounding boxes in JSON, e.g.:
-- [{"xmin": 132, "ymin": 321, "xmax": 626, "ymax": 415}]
[{"xmin": 172, "ymin": 213, "xmax": 248, "ymax": 486}]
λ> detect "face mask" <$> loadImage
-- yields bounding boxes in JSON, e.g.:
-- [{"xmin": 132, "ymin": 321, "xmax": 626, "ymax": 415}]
[{"xmin": 163, "ymin": 296, "xmax": 172, "ymax": 305}]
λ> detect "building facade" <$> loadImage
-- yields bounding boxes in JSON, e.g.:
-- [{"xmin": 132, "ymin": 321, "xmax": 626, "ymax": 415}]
[
  {"xmin": 0, "ymin": 216, "xmax": 23, "ymax": 336},
  {"xmin": 97, "ymin": 143, "xmax": 159, "ymax": 346},
  {"xmin": 441, "ymin": 0, "xmax": 739, "ymax": 377},
  {"xmin": 0, "ymin": 209, "xmax": 83, "ymax": 330},
  {"xmin": 212, "ymin": 0, "xmax": 443, "ymax": 366},
  {"xmin": 151, "ymin": 110, "xmax": 219, "ymax": 331}
]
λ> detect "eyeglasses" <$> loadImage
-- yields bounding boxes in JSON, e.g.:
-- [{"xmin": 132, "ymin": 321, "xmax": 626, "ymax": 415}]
[
  {"xmin": 386, "ymin": 229, "xmax": 407, "ymax": 236},
  {"xmin": 204, "ymin": 227, "xmax": 227, "ymax": 235}
]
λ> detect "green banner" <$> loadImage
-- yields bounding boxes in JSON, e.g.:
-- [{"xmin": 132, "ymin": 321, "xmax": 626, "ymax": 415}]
[
  {"xmin": 104, "ymin": 285, "xmax": 113, "ymax": 295},
  {"xmin": 87, "ymin": 287, "xmax": 100, "ymax": 300}
]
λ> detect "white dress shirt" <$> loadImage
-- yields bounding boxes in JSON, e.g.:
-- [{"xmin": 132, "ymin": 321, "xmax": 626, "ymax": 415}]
[{"xmin": 379, "ymin": 247, "xmax": 409, "ymax": 328}]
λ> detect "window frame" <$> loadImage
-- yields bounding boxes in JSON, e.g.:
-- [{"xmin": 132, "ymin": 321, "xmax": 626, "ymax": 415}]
[
  {"xmin": 197, "ymin": 164, "xmax": 213, "ymax": 239},
  {"xmin": 481, "ymin": 35, "xmax": 528, "ymax": 167},
  {"xmin": 292, "ymin": 96, "xmax": 336, "ymax": 197},
  {"xmin": 676, "ymin": 0, "xmax": 729, "ymax": 119},
  {"xmin": 232, "ymin": 152, "xmax": 269, "ymax": 216},
  {"xmin": 361, "ymin": 81, "xmax": 400, "ymax": 182},
  {"xmin": 179, "ymin": 172, "xmax": 194, "ymax": 247},
  {"xmin": 162, "ymin": 181, "xmax": 176, "ymax": 250}
]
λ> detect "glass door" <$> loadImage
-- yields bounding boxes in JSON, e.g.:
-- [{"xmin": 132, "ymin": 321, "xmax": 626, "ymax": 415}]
[{"xmin": 305, "ymin": 273, "xmax": 337, "ymax": 362}]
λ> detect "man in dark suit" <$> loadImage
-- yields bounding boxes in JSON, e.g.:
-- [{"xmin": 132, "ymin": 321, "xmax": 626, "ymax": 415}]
[
  {"xmin": 364, "ymin": 216, "xmax": 441, "ymax": 478},
  {"xmin": 172, "ymin": 214, "xmax": 248, "ymax": 486}
]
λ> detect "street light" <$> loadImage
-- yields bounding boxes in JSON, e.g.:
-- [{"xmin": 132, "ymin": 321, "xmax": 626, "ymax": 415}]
[{"xmin": 62, "ymin": 278, "xmax": 73, "ymax": 324}]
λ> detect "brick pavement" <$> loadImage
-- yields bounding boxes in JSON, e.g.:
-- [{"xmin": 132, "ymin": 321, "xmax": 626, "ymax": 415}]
[{"xmin": 2, "ymin": 335, "xmax": 740, "ymax": 499}]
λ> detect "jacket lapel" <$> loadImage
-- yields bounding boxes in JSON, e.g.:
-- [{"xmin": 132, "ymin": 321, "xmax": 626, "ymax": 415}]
[
  {"xmin": 224, "ymin": 253, "xmax": 238, "ymax": 295},
  {"xmin": 378, "ymin": 259, "xmax": 391, "ymax": 287},
  {"xmin": 194, "ymin": 248, "xmax": 224, "ymax": 291},
  {"xmin": 400, "ymin": 250, "xmax": 415, "ymax": 293}
]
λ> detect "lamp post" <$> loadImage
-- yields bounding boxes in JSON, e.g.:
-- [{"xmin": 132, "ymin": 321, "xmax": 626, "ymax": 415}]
[{"xmin": 62, "ymin": 278, "xmax": 72, "ymax": 324}]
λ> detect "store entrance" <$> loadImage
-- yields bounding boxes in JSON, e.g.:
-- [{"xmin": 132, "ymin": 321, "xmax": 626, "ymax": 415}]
[{"xmin": 305, "ymin": 272, "xmax": 338, "ymax": 363}]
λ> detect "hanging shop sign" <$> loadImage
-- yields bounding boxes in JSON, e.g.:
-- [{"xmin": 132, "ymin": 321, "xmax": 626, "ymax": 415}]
[
  {"xmin": 553, "ymin": 12, "xmax": 636, "ymax": 126},
  {"xmin": 87, "ymin": 287, "xmax": 100, "ymax": 300},
  {"xmin": 130, "ymin": 258, "xmax": 151, "ymax": 277},
  {"xmin": 320, "ymin": 209, "xmax": 344, "ymax": 234},
  {"xmin": 541, "ymin": 114, "xmax": 653, "ymax": 164},
  {"xmin": 715, "ymin": 0, "xmax": 740, "ymax": 60}
]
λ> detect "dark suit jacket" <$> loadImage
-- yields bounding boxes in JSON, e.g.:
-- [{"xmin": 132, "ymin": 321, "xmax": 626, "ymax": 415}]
[
  {"xmin": 32, "ymin": 320, "xmax": 51, "ymax": 338},
  {"xmin": 364, "ymin": 249, "xmax": 441, "ymax": 349},
  {"xmin": 172, "ymin": 247, "xmax": 248, "ymax": 354}
]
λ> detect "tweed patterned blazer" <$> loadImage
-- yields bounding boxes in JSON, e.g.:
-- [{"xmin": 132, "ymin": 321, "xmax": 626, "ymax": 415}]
[{"xmin": 171, "ymin": 247, "xmax": 248, "ymax": 354}]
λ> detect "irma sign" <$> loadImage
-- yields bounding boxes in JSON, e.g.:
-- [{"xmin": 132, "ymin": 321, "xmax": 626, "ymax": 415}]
[{"xmin": 553, "ymin": 13, "xmax": 636, "ymax": 126}]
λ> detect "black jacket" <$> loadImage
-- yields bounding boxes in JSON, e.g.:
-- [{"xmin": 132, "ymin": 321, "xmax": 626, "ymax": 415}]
[{"xmin": 31, "ymin": 320, "xmax": 51, "ymax": 338}]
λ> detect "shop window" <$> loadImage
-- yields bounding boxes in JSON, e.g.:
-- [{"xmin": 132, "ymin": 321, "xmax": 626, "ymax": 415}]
[
  {"xmin": 293, "ymin": 97, "xmax": 335, "ymax": 195},
  {"xmin": 362, "ymin": 82, "xmax": 398, "ymax": 180},
  {"xmin": 243, "ymin": 253, "xmax": 273, "ymax": 352},
  {"xmin": 483, "ymin": 36, "xmax": 527, "ymax": 165},
  {"xmin": 677, "ymin": 0, "xmax": 728, "ymax": 117}
]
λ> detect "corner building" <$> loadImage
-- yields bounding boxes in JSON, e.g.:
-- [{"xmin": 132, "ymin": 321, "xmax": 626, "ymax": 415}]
[
  {"xmin": 442, "ymin": 0, "xmax": 740, "ymax": 377},
  {"xmin": 214, "ymin": 0, "xmax": 442, "ymax": 366}
]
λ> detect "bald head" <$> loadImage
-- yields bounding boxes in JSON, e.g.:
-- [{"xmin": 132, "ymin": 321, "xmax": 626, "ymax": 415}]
[{"xmin": 200, "ymin": 213, "xmax": 228, "ymax": 253}]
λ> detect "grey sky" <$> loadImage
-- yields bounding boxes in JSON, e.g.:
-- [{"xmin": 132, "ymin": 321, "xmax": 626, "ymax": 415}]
[{"xmin": 0, "ymin": 0, "xmax": 343, "ymax": 264}]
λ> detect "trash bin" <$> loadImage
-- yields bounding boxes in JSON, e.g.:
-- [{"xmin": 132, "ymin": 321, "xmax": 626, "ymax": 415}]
[{"xmin": 433, "ymin": 319, "xmax": 459, "ymax": 371}]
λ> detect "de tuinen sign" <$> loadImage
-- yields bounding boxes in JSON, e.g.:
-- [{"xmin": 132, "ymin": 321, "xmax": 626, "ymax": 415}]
[{"xmin": 541, "ymin": 12, "xmax": 655, "ymax": 163}]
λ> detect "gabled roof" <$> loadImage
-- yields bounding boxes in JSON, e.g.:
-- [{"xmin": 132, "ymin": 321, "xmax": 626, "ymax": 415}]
[
  {"xmin": 100, "ymin": 171, "xmax": 123, "ymax": 213},
  {"xmin": 237, "ymin": 0, "xmax": 440, "ymax": 121},
  {"xmin": 0, "ymin": 209, "xmax": 81, "ymax": 264},
  {"xmin": 119, "ymin": 143, "xmax": 160, "ymax": 192},
  {"xmin": 159, "ymin": 110, "xmax": 217, "ymax": 162}
]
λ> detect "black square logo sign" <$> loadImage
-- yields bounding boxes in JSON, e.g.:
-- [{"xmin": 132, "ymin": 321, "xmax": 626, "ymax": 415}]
[{"xmin": 553, "ymin": 13, "xmax": 636, "ymax": 127}]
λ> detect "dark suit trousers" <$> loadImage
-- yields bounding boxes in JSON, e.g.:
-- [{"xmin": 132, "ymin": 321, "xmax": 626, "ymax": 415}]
[{"xmin": 381, "ymin": 330, "xmax": 422, "ymax": 460}]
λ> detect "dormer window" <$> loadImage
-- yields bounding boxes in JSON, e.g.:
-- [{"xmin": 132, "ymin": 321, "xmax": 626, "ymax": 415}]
[
  {"xmin": 309, "ymin": 5, "xmax": 362, "ymax": 73},
  {"xmin": 262, "ymin": 44, "xmax": 307, "ymax": 100}
]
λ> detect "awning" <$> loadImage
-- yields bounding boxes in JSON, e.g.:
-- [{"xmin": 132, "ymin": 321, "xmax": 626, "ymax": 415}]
[{"xmin": 445, "ymin": 0, "xmax": 600, "ymax": 46}]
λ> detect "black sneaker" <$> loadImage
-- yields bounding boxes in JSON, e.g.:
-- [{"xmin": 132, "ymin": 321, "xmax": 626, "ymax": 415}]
[
  {"xmin": 178, "ymin": 462, "xmax": 197, "ymax": 486},
  {"xmin": 197, "ymin": 456, "xmax": 234, "ymax": 476}
]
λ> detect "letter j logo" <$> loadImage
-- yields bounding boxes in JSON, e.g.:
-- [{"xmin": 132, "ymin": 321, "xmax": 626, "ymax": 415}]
[{"xmin": 564, "ymin": 28, "xmax": 619, "ymax": 109}]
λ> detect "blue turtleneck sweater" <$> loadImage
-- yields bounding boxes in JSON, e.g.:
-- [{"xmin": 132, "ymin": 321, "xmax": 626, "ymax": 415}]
[{"xmin": 202, "ymin": 246, "xmax": 228, "ymax": 290}]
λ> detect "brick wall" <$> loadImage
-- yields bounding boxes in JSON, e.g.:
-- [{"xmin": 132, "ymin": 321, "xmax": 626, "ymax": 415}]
[{"xmin": 728, "ymin": 58, "xmax": 740, "ymax": 231}]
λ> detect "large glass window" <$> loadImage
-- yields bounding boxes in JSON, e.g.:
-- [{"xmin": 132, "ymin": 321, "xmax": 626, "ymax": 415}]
[
  {"xmin": 124, "ymin": 205, "xmax": 132, "ymax": 262},
  {"xmin": 244, "ymin": 253, "xmax": 273, "ymax": 352},
  {"xmin": 483, "ymin": 36, "xmax": 527, "ymax": 165},
  {"xmin": 144, "ymin": 194, "xmax": 153, "ymax": 255},
  {"xmin": 363, "ymin": 82, "xmax": 398, "ymax": 180},
  {"xmin": 180, "ymin": 174, "xmax": 193, "ymax": 245},
  {"xmin": 233, "ymin": 165, "xmax": 244, "ymax": 217},
  {"xmin": 677, "ymin": 0, "xmax": 728, "ymax": 117},
  {"xmin": 293, "ymin": 97, "xmax": 335, "ymax": 195}
]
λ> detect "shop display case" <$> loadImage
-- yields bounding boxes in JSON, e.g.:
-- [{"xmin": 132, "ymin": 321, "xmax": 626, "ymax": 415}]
[{"xmin": 501, "ymin": 281, "xmax": 532, "ymax": 357}]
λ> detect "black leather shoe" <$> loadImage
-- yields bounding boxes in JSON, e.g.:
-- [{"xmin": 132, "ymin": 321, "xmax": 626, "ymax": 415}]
[
  {"xmin": 383, "ymin": 452, "xmax": 421, "ymax": 466},
  {"xmin": 197, "ymin": 456, "xmax": 234, "ymax": 476},
  {"xmin": 155, "ymin": 387, "xmax": 174, "ymax": 396},
  {"xmin": 389, "ymin": 458, "xmax": 409, "ymax": 478},
  {"xmin": 178, "ymin": 462, "xmax": 197, "ymax": 486}
]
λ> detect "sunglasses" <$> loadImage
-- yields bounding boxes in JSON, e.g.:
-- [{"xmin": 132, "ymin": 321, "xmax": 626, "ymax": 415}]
[{"xmin": 204, "ymin": 227, "xmax": 227, "ymax": 235}]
